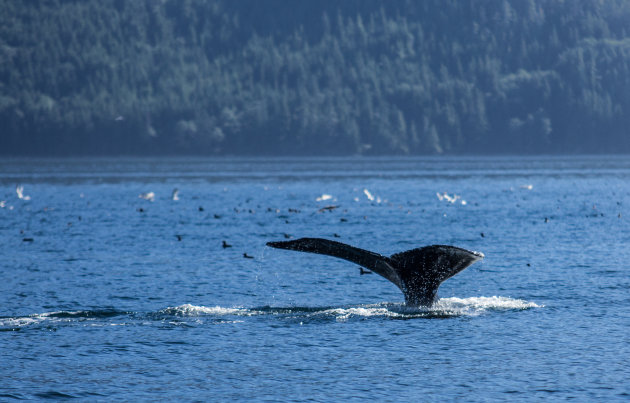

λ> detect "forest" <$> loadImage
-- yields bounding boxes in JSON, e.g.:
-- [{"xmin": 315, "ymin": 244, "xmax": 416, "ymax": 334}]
[{"xmin": 2, "ymin": 0, "xmax": 630, "ymax": 155}]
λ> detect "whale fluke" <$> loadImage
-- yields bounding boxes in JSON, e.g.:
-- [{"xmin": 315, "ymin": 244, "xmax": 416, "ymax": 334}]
[{"xmin": 266, "ymin": 238, "xmax": 484, "ymax": 306}]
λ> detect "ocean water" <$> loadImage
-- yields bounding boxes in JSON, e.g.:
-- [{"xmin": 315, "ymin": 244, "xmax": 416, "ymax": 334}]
[{"xmin": 1, "ymin": 156, "xmax": 629, "ymax": 401}]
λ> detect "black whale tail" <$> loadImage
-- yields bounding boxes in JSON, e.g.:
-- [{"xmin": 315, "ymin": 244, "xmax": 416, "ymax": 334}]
[
  {"xmin": 266, "ymin": 238, "xmax": 484, "ymax": 306},
  {"xmin": 389, "ymin": 245, "xmax": 484, "ymax": 305}
]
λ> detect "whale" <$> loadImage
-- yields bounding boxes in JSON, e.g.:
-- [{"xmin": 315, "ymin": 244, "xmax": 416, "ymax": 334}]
[{"xmin": 266, "ymin": 238, "xmax": 484, "ymax": 306}]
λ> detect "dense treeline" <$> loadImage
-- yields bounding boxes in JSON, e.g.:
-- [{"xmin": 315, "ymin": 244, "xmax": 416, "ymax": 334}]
[{"xmin": 2, "ymin": 0, "xmax": 630, "ymax": 155}]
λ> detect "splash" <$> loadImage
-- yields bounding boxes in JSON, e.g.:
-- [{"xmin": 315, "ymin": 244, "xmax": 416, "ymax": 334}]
[
  {"xmin": 162, "ymin": 296, "xmax": 541, "ymax": 322},
  {"xmin": 0, "ymin": 309, "xmax": 126, "ymax": 330},
  {"xmin": 158, "ymin": 304, "xmax": 258, "ymax": 317},
  {"xmin": 438, "ymin": 296, "xmax": 541, "ymax": 310},
  {"xmin": 1, "ymin": 297, "xmax": 541, "ymax": 330},
  {"xmin": 430, "ymin": 296, "xmax": 542, "ymax": 317}
]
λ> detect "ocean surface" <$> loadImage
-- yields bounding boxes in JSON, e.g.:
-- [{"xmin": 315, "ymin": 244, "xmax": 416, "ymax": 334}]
[{"xmin": 1, "ymin": 156, "xmax": 629, "ymax": 401}]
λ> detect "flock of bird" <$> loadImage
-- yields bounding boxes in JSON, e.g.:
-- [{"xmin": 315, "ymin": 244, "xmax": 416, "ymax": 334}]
[
  {"xmin": 4, "ymin": 183, "xmax": 620, "ymax": 253},
  {"xmin": 0, "ymin": 185, "xmax": 31, "ymax": 210},
  {"xmin": 4, "ymin": 185, "xmax": 389, "ymax": 255},
  {"xmin": 129, "ymin": 187, "xmax": 377, "ymax": 259}
]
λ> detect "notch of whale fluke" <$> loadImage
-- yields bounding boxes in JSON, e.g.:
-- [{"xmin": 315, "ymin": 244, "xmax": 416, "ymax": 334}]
[{"xmin": 266, "ymin": 238, "xmax": 484, "ymax": 306}]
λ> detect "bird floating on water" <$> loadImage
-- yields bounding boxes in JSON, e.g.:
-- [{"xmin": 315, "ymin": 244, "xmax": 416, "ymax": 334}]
[
  {"xmin": 316, "ymin": 194, "xmax": 333, "ymax": 202},
  {"xmin": 139, "ymin": 192, "xmax": 155, "ymax": 202}
]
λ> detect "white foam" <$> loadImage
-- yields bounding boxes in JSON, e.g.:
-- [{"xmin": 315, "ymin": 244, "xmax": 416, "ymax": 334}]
[
  {"xmin": 315, "ymin": 306, "xmax": 398, "ymax": 321},
  {"xmin": 0, "ymin": 316, "xmax": 43, "ymax": 328},
  {"xmin": 1, "ymin": 298, "xmax": 541, "ymax": 329},
  {"xmin": 432, "ymin": 296, "xmax": 541, "ymax": 316},
  {"xmin": 309, "ymin": 297, "xmax": 540, "ymax": 320},
  {"xmin": 161, "ymin": 304, "xmax": 258, "ymax": 317},
  {"xmin": 164, "ymin": 297, "xmax": 541, "ymax": 320},
  {"xmin": 0, "ymin": 310, "xmax": 85, "ymax": 328}
]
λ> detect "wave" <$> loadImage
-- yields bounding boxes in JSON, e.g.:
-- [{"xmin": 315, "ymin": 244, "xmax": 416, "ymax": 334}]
[
  {"xmin": 0, "ymin": 309, "xmax": 128, "ymax": 331},
  {"xmin": 1, "ymin": 297, "xmax": 541, "ymax": 330},
  {"xmin": 161, "ymin": 296, "xmax": 541, "ymax": 321},
  {"xmin": 157, "ymin": 304, "xmax": 254, "ymax": 317},
  {"xmin": 437, "ymin": 296, "xmax": 541, "ymax": 310}
]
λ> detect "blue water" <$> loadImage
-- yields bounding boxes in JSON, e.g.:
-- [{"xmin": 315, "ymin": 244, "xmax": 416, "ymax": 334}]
[{"xmin": 1, "ymin": 156, "xmax": 629, "ymax": 401}]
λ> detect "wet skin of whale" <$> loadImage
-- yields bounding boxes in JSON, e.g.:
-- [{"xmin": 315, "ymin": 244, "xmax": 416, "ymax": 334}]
[{"xmin": 267, "ymin": 238, "xmax": 484, "ymax": 306}]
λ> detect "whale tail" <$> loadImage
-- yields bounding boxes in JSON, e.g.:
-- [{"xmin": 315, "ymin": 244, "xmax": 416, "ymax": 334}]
[{"xmin": 266, "ymin": 238, "xmax": 484, "ymax": 306}]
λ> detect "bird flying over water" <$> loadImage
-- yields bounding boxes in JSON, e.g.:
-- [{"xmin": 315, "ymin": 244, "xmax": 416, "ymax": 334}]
[{"xmin": 16, "ymin": 185, "xmax": 31, "ymax": 200}]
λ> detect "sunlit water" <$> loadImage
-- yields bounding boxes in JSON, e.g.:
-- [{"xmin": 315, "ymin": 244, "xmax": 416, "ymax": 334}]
[{"xmin": 1, "ymin": 156, "xmax": 629, "ymax": 400}]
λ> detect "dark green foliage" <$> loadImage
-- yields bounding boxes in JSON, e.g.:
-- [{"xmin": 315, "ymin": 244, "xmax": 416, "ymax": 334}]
[{"xmin": 1, "ymin": 0, "xmax": 630, "ymax": 155}]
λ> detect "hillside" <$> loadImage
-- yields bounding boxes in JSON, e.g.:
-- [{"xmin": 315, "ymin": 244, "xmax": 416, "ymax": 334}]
[{"xmin": 2, "ymin": 0, "xmax": 630, "ymax": 155}]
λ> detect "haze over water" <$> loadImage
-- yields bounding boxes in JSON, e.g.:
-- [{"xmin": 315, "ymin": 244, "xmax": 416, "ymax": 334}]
[{"xmin": 1, "ymin": 156, "xmax": 629, "ymax": 400}]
